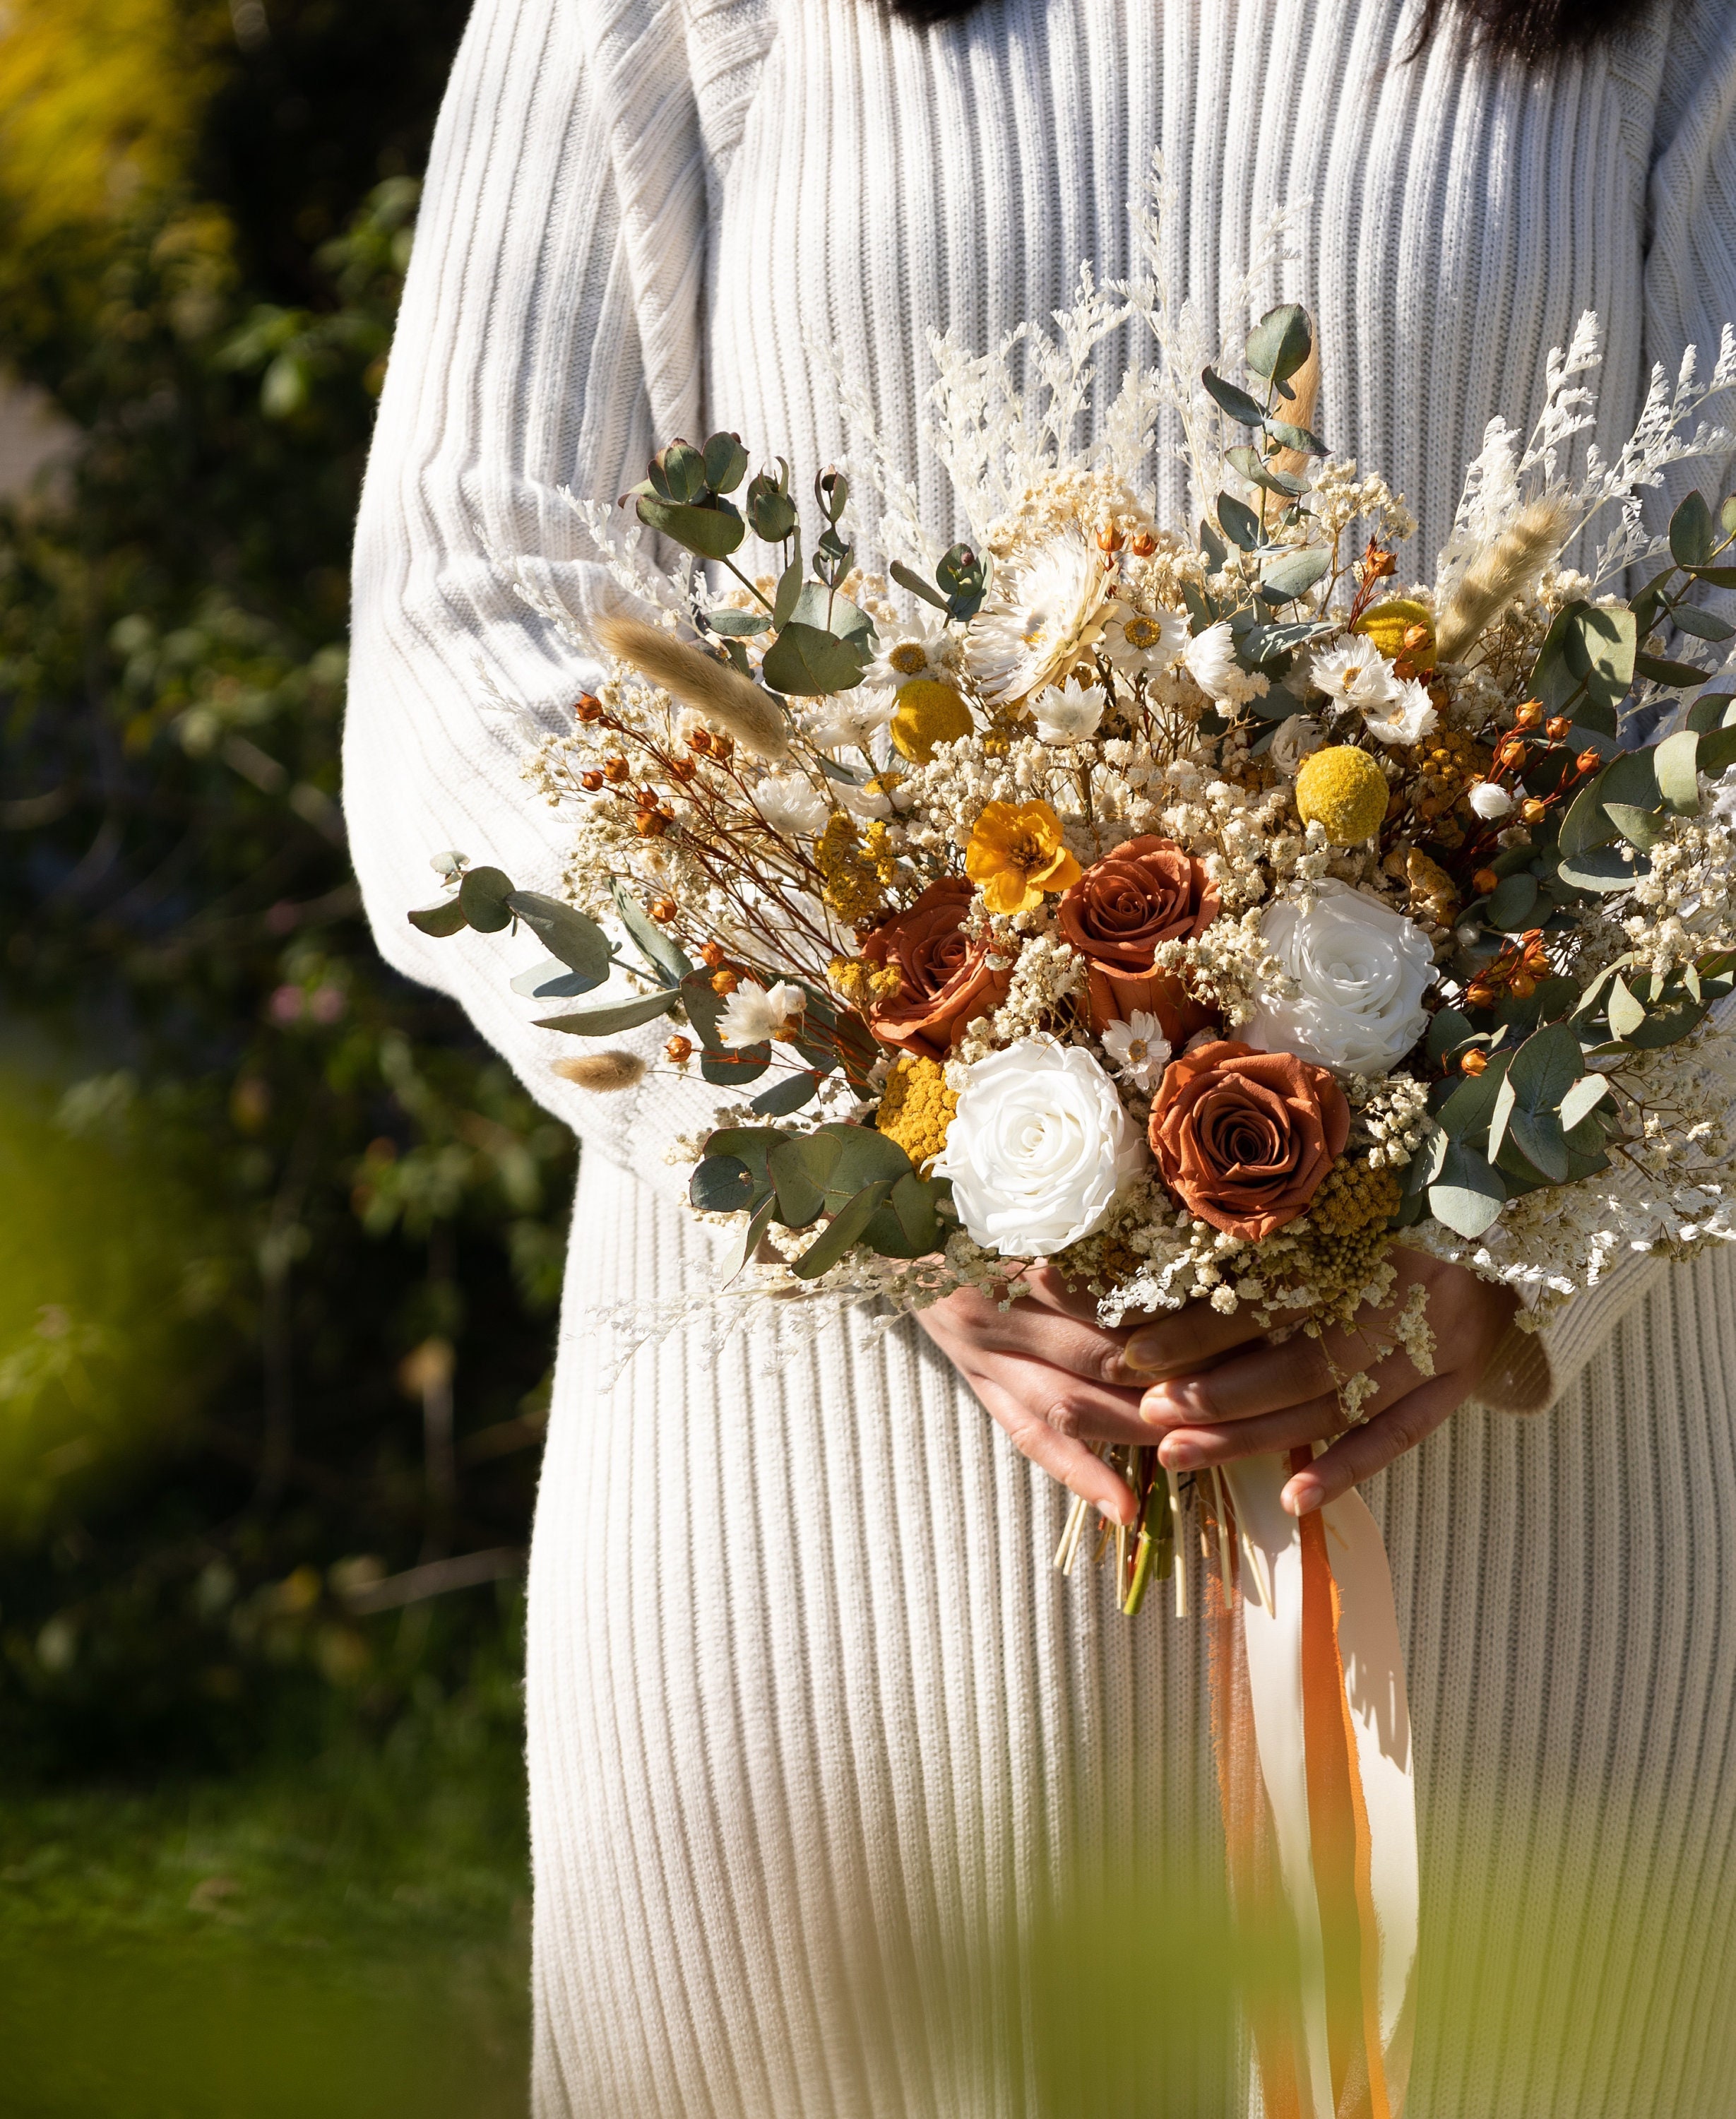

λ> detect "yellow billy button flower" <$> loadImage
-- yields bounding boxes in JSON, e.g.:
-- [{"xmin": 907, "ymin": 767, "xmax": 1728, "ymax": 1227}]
[
  {"xmin": 1294, "ymin": 745, "xmax": 1389, "ymax": 846},
  {"xmin": 889, "ymin": 679, "xmax": 973, "ymax": 764},
  {"xmin": 964, "ymin": 799, "xmax": 1084, "ymax": 915},
  {"xmin": 1352, "ymin": 596, "xmax": 1437, "ymax": 673}
]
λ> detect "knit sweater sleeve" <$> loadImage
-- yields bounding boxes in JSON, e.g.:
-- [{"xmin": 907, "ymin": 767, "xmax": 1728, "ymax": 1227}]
[
  {"xmin": 1482, "ymin": 7, "xmax": 1736, "ymax": 1412},
  {"xmin": 343, "ymin": 0, "xmax": 743, "ymax": 1202}
]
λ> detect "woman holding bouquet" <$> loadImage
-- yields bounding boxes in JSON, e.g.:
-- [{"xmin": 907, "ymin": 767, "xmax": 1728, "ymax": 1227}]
[{"xmin": 345, "ymin": 0, "xmax": 1736, "ymax": 2111}]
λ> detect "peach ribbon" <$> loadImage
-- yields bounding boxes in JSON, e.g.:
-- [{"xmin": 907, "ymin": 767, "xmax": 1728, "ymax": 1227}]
[{"xmin": 1214, "ymin": 1452, "xmax": 1419, "ymax": 2119}]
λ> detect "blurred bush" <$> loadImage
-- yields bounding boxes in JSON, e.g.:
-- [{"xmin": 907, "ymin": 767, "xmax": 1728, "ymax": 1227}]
[{"xmin": 0, "ymin": 0, "xmax": 567, "ymax": 1781}]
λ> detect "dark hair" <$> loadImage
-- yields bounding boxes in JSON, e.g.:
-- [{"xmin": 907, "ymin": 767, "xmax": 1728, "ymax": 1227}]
[{"xmin": 884, "ymin": 0, "xmax": 1648, "ymax": 62}]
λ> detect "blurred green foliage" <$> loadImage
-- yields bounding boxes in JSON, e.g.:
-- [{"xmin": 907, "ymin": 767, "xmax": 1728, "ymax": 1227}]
[{"xmin": 0, "ymin": 0, "xmax": 568, "ymax": 1784}]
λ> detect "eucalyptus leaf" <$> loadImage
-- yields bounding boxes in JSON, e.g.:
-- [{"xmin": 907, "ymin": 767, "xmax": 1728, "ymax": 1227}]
[
  {"xmin": 771, "ymin": 556, "xmax": 804, "ymax": 629},
  {"xmin": 1687, "ymin": 692, "xmax": 1736, "ymax": 732},
  {"xmin": 1428, "ymin": 1141, "xmax": 1506, "ymax": 1238},
  {"xmin": 1669, "ymin": 603, "xmax": 1735, "ymax": 643},
  {"xmin": 506, "ymin": 891, "xmax": 613, "ymax": 980},
  {"xmin": 1670, "ymin": 489, "xmax": 1716, "ymax": 569},
  {"xmin": 1217, "ymin": 493, "xmax": 1261, "ymax": 550},
  {"xmin": 1654, "ymin": 727, "xmax": 1704, "ymax": 814},
  {"xmin": 1602, "ymin": 802, "xmax": 1667, "ymax": 851},
  {"xmin": 703, "ymin": 607, "xmax": 770, "ymax": 638},
  {"xmin": 1557, "ymin": 845, "xmax": 1650, "ymax": 892},
  {"xmin": 611, "ymin": 881, "xmax": 692, "ymax": 987},
  {"xmin": 509, "ymin": 958, "xmax": 607, "ymax": 1000},
  {"xmin": 1245, "ymin": 303, "xmax": 1312, "ymax": 384},
  {"xmin": 1264, "ymin": 417, "xmax": 1328, "ymax": 455},
  {"xmin": 1557, "ymin": 773, "xmax": 1622, "ymax": 857},
  {"xmin": 1426, "ymin": 1007, "xmax": 1478, "ymax": 1063},
  {"xmin": 768, "ymin": 1133, "xmax": 838, "ymax": 1229},
  {"xmin": 760, "ymin": 622, "xmax": 866, "ymax": 696},
  {"xmin": 1196, "ymin": 521, "xmax": 1228, "ymax": 574},
  {"xmin": 1485, "ymin": 872, "xmax": 1540, "ymax": 932},
  {"xmin": 1559, "ymin": 1074, "xmax": 1610, "ymax": 1131},
  {"xmin": 1700, "ymin": 725, "xmax": 1736, "ymax": 775},
  {"xmin": 890, "ymin": 559, "xmax": 950, "ymax": 612},
  {"xmin": 533, "ymin": 990, "xmax": 679, "ymax": 1037},
  {"xmin": 408, "ymin": 897, "xmax": 468, "ymax": 939},
  {"xmin": 1201, "ymin": 367, "xmax": 1266, "ymax": 425},
  {"xmin": 702, "ymin": 432, "xmax": 749, "ymax": 494},
  {"xmin": 1634, "ymin": 652, "xmax": 1706, "ymax": 688},
  {"xmin": 790, "ymin": 1178, "xmax": 897, "ymax": 1281},
  {"xmin": 458, "ymin": 865, "xmax": 515, "ymax": 934},
  {"xmin": 721, "ymin": 1195, "xmax": 779, "ymax": 1286},
  {"xmin": 1259, "ymin": 547, "xmax": 1333, "ymax": 602},
  {"xmin": 700, "ymin": 1045, "xmax": 771, "ymax": 1089},
  {"xmin": 635, "ymin": 494, "xmax": 746, "ymax": 560},
  {"xmin": 1620, "ymin": 998, "xmax": 1709, "ymax": 1049},
  {"xmin": 751, "ymin": 1071, "xmax": 822, "ymax": 1117},
  {"xmin": 689, "ymin": 1156, "xmax": 756, "ymax": 1214}
]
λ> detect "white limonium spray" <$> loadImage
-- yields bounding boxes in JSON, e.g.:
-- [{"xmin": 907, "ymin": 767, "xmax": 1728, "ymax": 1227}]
[
  {"xmin": 1100, "ymin": 1009, "xmax": 1172, "ymax": 1091},
  {"xmin": 1242, "ymin": 880, "xmax": 1437, "ymax": 1078},
  {"xmin": 716, "ymin": 980, "xmax": 806, "ymax": 1048},
  {"xmin": 1362, "ymin": 677, "xmax": 1439, "ymax": 747},
  {"xmin": 932, "ymin": 1038, "xmax": 1147, "ymax": 1256},
  {"xmin": 1033, "ymin": 677, "xmax": 1108, "ymax": 744}
]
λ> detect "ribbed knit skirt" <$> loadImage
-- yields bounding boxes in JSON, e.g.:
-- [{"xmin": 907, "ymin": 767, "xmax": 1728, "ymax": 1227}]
[{"xmin": 525, "ymin": 1153, "xmax": 1736, "ymax": 2118}]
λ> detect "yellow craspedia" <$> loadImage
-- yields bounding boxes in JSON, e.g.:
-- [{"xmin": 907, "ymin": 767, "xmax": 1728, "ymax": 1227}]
[
  {"xmin": 874, "ymin": 1054, "xmax": 958, "ymax": 1172},
  {"xmin": 1353, "ymin": 597, "xmax": 1436, "ymax": 672},
  {"xmin": 1295, "ymin": 745, "xmax": 1390, "ymax": 845},
  {"xmin": 889, "ymin": 679, "xmax": 973, "ymax": 764}
]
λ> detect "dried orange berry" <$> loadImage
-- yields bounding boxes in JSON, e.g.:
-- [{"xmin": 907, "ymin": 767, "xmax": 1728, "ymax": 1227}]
[
  {"xmin": 665, "ymin": 1035, "xmax": 694, "ymax": 1064},
  {"xmin": 603, "ymin": 755, "xmax": 630, "ymax": 783},
  {"xmin": 579, "ymin": 770, "xmax": 605, "ymax": 793},
  {"xmin": 574, "ymin": 693, "xmax": 604, "ymax": 722},
  {"xmin": 1509, "ymin": 973, "xmax": 1537, "ymax": 999},
  {"xmin": 1097, "ymin": 524, "xmax": 1124, "ymax": 552},
  {"xmin": 700, "ymin": 941, "xmax": 727, "ymax": 968},
  {"xmin": 634, "ymin": 812, "xmax": 667, "ymax": 838},
  {"xmin": 1495, "ymin": 735, "xmax": 1527, "ymax": 769},
  {"xmin": 1521, "ymin": 797, "xmax": 1547, "ymax": 824},
  {"xmin": 1576, "ymin": 749, "xmax": 1603, "ymax": 775},
  {"xmin": 1473, "ymin": 867, "xmax": 1499, "ymax": 895},
  {"xmin": 710, "ymin": 967, "xmax": 738, "ymax": 995},
  {"xmin": 1466, "ymin": 982, "xmax": 1497, "ymax": 1009},
  {"xmin": 670, "ymin": 756, "xmax": 698, "ymax": 781},
  {"xmin": 1514, "ymin": 701, "xmax": 1544, "ymax": 729},
  {"xmin": 689, "ymin": 728, "xmax": 715, "ymax": 754},
  {"xmin": 1546, "ymin": 716, "xmax": 1572, "ymax": 741},
  {"xmin": 650, "ymin": 897, "xmax": 679, "ymax": 922},
  {"xmin": 1460, "ymin": 1048, "xmax": 1490, "ymax": 1075},
  {"xmin": 1130, "ymin": 531, "xmax": 1158, "ymax": 557}
]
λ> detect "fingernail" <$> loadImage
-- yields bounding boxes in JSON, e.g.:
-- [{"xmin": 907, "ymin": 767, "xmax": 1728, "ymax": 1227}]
[
  {"xmin": 1120, "ymin": 1328, "xmax": 1172, "ymax": 1376},
  {"xmin": 1096, "ymin": 1498, "xmax": 1124, "ymax": 1524},
  {"xmin": 1140, "ymin": 1382, "xmax": 1202, "ymax": 1425},
  {"xmin": 1162, "ymin": 1440, "xmax": 1204, "ymax": 1471},
  {"xmin": 1283, "ymin": 1478, "xmax": 1322, "ymax": 1516}
]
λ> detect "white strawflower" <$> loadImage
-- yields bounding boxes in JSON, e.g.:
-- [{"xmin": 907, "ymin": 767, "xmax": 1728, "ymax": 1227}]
[
  {"xmin": 1242, "ymin": 879, "xmax": 1437, "ymax": 1077},
  {"xmin": 1268, "ymin": 713, "xmax": 1325, "ymax": 776},
  {"xmin": 753, "ymin": 773, "xmax": 829, "ymax": 834},
  {"xmin": 803, "ymin": 691, "xmax": 893, "ymax": 752},
  {"xmin": 932, "ymin": 1038, "xmax": 1147, "ymax": 1257},
  {"xmin": 1099, "ymin": 601, "xmax": 1187, "ymax": 677},
  {"xmin": 1468, "ymin": 780, "xmax": 1515, "ymax": 820},
  {"xmin": 965, "ymin": 526, "xmax": 1112, "ymax": 708},
  {"xmin": 1362, "ymin": 677, "xmax": 1439, "ymax": 747},
  {"xmin": 1032, "ymin": 677, "xmax": 1107, "ymax": 744},
  {"xmin": 1182, "ymin": 619, "xmax": 1240, "ymax": 702},
  {"xmin": 1100, "ymin": 1010, "xmax": 1172, "ymax": 1091},
  {"xmin": 1309, "ymin": 638, "xmax": 1402, "ymax": 713},
  {"xmin": 717, "ymin": 979, "xmax": 806, "ymax": 1047}
]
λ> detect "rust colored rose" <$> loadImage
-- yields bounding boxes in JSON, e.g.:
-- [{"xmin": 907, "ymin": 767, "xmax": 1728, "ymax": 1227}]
[
  {"xmin": 1148, "ymin": 1040, "xmax": 1350, "ymax": 1242},
  {"xmin": 862, "ymin": 878, "xmax": 1013, "ymax": 1063},
  {"xmin": 1057, "ymin": 835, "xmax": 1220, "ymax": 1042}
]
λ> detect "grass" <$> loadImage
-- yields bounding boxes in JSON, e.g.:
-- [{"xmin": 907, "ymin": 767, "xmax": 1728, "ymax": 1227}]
[{"xmin": 0, "ymin": 1666, "xmax": 532, "ymax": 2118}]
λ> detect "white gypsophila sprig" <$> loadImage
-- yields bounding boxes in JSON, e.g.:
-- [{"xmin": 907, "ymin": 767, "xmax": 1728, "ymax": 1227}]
[{"xmin": 554, "ymin": 491, "xmax": 696, "ymax": 619}]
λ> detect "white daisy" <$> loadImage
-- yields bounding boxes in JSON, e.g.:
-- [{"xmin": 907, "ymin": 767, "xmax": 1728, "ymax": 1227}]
[
  {"xmin": 1468, "ymin": 780, "xmax": 1515, "ymax": 820},
  {"xmin": 1181, "ymin": 619, "xmax": 1240, "ymax": 703},
  {"xmin": 1032, "ymin": 677, "xmax": 1107, "ymax": 745},
  {"xmin": 717, "ymin": 979, "xmax": 806, "ymax": 1048},
  {"xmin": 1308, "ymin": 638, "xmax": 1402, "ymax": 713},
  {"xmin": 1100, "ymin": 1011, "xmax": 1172, "ymax": 1091},
  {"xmin": 1362, "ymin": 677, "xmax": 1440, "ymax": 747},
  {"xmin": 863, "ymin": 619, "xmax": 955, "ymax": 689},
  {"xmin": 964, "ymin": 525, "xmax": 1112, "ymax": 708},
  {"xmin": 1098, "ymin": 601, "xmax": 1187, "ymax": 677}
]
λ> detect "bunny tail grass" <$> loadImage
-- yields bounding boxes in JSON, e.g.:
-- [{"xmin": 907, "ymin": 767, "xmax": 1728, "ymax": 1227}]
[
  {"xmin": 1435, "ymin": 496, "xmax": 1572, "ymax": 665},
  {"xmin": 593, "ymin": 613, "xmax": 791, "ymax": 761}
]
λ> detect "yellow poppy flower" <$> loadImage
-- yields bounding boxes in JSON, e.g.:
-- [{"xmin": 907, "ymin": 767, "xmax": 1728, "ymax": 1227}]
[{"xmin": 964, "ymin": 800, "xmax": 1084, "ymax": 915}]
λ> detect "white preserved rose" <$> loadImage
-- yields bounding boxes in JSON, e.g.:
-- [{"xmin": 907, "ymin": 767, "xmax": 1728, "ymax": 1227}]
[
  {"xmin": 932, "ymin": 1038, "xmax": 1147, "ymax": 1256},
  {"xmin": 1242, "ymin": 879, "xmax": 1437, "ymax": 1078}
]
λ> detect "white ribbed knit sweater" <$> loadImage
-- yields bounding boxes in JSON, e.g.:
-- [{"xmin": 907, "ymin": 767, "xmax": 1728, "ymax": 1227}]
[{"xmin": 345, "ymin": 3, "xmax": 1736, "ymax": 2111}]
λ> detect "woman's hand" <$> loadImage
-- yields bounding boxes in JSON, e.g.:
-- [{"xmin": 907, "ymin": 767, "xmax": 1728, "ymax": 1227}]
[
  {"xmin": 915, "ymin": 1269, "xmax": 1152, "ymax": 1524},
  {"xmin": 1122, "ymin": 1253, "xmax": 1520, "ymax": 1516}
]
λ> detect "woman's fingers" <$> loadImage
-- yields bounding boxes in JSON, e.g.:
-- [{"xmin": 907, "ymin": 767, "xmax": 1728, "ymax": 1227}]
[
  {"xmin": 934, "ymin": 1283, "xmax": 1141, "ymax": 1388},
  {"xmin": 1137, "ymin": 1332, "xmax": 1342, "ymax": 1426},
  {"xmin": 1153, "ymin": 1392, "xmax": 1347, "ymax": 1470},
  {"xmin": 1280, "ymin": 1369, "xmax": 1470, "ymax": 1516},
  {"xmin": 969, "ymin": 1370, "xmax": 1138, "ymax": 1524},
  {"xmin": 1117, "ymin": 1299, "xmax": 1272, "ymax": 1381}
]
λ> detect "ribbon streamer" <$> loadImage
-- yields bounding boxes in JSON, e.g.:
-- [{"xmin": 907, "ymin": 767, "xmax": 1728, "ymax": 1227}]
[{"xmin": 1215, "ymin": 1453, "xmax": 1418, "ymax": 2119}]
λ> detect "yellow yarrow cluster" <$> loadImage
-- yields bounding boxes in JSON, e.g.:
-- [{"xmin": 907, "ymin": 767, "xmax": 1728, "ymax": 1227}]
[
  {"xmin": 816, "ymin": 810, "xmax": 895, "ymax": 922},
  {"xmin": 1307, "ymin": 1158, "xmax": 1403, "ymax": 1237},
  {"xmin": 1295, "ymin": 745, "xmax": 1389, "ymax": 845},
  {"xmin": 874, "ymin": 1055, "xmax": 957, "ymax": 1171},
  {"xmin": 827, "ymin": 954, "xmax": 905, "ymax": 1012}
]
